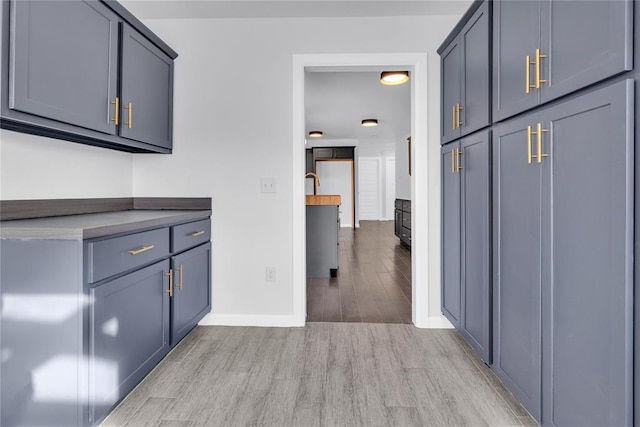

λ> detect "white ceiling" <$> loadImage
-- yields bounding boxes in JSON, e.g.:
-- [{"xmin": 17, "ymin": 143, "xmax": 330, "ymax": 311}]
[
  {"xmin": 118, "ymin": 0, "xmax": 471, "ymax": 20},
  {"xmin": 305, "ymin": 70, "xmax": 411, "ymax": 143}
]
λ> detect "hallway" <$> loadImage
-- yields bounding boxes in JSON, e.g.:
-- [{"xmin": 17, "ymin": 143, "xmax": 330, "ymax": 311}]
[{"xmin": 306, "ymin": 220, "xmax": 411, "ymax": 324}]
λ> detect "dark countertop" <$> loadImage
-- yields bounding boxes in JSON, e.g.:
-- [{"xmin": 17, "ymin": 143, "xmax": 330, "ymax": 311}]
[{"xmin": 0, "ymin": 209, "xmax": 212, "ymax": 240}]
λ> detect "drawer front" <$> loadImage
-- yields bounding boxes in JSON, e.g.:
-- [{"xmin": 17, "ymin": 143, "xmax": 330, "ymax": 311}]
[
  {"xmin": 171, "ymin": 218, "xmax": 211, "ymax": 253},
  {"xmin": 395, "ymin": 199, "xmax": 403, "ymax": 209},
  {"xmin": 400, "ymin": 226, "xmax": 411, "ymax": 246},
  {"xmin": 402, "ymin": 212, "xmax": 412, "ymax": 229},
  {"xmin": 402, "ymin": 200, "xmax": 411, "ymax": 213},
  {"xmin": 88, "ymin": 228, "xmax": 170, "ymax": 283}
]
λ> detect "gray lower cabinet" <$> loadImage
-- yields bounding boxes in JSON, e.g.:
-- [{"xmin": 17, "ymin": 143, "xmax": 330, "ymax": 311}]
[
  {"xmin": 394, "ymin": 199, "xmax": 411, "ymax": 248},
  {"xmin": 493, "ymin": 0, "xmax": 633, "ymax": 122},
  {"xmin": 1, "ymin": 0, "xmax": 178, "ymax": 153},
  {"xmin": 493, "ymin": 80, "xmax": 634, "ymax": 424},
  {"xmin": 90, "ymin": 260, "xmax": 171, "ymax": 425},
  {"xmin": 306, "ymin": 205, "xmax": 339, "ymax": 278},
  {"xmin": 441, "ymin": 131, "xmax": 491, "ymax": 363},
  {"xmin": 170, "ymin": 242, "xmax": 212, "ymax": 345}
]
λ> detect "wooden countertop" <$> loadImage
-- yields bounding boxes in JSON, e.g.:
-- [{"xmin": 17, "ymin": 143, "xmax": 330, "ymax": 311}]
[{"xmin": 306, "ymin": 195, "xmax": 341, "ymax": 206}]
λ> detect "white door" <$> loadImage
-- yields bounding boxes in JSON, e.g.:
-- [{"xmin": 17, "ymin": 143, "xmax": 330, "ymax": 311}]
[
  {"xmin": 316, "ymin": 161, "xmax": 353, "ymax": 227},
  {"xmin": 358, "ymin": 157, "xmax": 382, "ymax": 221},
  {"xmin": 385, "ymin": 157, "xmax": 396, "ymax": 220}
]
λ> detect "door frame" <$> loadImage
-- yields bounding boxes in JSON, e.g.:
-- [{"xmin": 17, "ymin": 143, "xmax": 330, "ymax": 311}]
[{"xmin": 292, "ymin": 53, "xmax": 449, "ymax": 328}]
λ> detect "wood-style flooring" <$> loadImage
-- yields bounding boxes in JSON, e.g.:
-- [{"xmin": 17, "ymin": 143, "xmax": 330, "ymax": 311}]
[
  {"xmin": 307, "ymin": 221, "xmax": 412, "ymax": 324},
  {"xmin": 103, "ymin": 323, "xmax": 537, "ymax": 426}
]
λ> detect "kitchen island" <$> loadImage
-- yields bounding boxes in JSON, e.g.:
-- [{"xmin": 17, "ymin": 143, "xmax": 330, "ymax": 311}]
[{"xmin": 306, "ymin": 195, "xmax": 340, "ymax": 278}]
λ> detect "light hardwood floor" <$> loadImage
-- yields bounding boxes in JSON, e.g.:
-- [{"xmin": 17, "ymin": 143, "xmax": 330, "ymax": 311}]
[
  {"xmin": 307, "ymin": 221, "xmax": 412, "ymax": 323},
  {"xmin": 104, "ymin": 323, "xmax": 537, "ymax": 426}
]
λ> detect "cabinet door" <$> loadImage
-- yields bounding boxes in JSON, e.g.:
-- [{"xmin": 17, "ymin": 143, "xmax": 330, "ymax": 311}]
[
  {"xmin": 492, "ymin": 114, "xmax": 542, "ymax": 421},
  {"xmin": 120, "ymin": 25, "xmax": 173, "ymax": 149},
  {"xmin": 441, "ymin": 142, "xmax": 461, "ymax": 326},
  {"xmin": 333, "ymin": 147, "xmax": 354, "ymax": 159},
  {"xmin": 492, "ymin": 0, "xmax": 541, "ymax": 122},
  {"xmin": 459, "ymin": 1, "xmax": 490, "ymax": 138},
  {"xmin": 9, "ymin": 0, "xmax": 118, "ymax": 134},
  {"xmin": 394, "ymin": 208, "xmax": 402, "ymax": 238},
  {"xmin": 171, "ymin": 242, "xmax": 212, "ymax": 346},
  {"xmin": 540, "ymin": 80, "xmax": 633, "ymax": 427},
  {"xmin": 460, "ymin": 131, "xmax": 491, "ymax": 363},
  {"xmin": 313, "ymin": 147, "xmax": 334, "ymax": 160},
  {"xmin": 90, "ymin": 260, "xmax": 170, "ymax": 425},
  {"xmin": 440, "ymin": 39, "xmax": 461, "ymax": 144},
  {"xmin": 306, "ymin": 149, "xmax": 314, "ymax": 173},
  {"xmin": 539, "ymin": 0, "xmax": 632, "ymax": 105}
]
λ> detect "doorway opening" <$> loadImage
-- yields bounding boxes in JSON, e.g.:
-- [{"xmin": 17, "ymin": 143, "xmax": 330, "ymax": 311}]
[{"xmin": 292, "ymin": 53, "xmax": 437, "ymax": 327}]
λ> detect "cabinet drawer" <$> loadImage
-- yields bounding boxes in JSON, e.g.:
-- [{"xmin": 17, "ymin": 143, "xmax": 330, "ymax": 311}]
[
  {"xmin": 395, "ymin": 199, "xmax": 403, "ymax": 209},
  {"xmin": 88, "ymin": 228, "xmax": 170, "ymax": 283},
  {"xmin": 171, "ymin": 218, "xmax": 211, "ymax": 253},
  {"xmin": 402, "ymin": 200, "xmax": 411, "ymax": 213},
  {"xmin": 400, "ymin": 226, "xmax": 411, "ymax": 246},
  {"xmin": 402, "ymin": 212, "xmax": 412, "ymax": 229}
]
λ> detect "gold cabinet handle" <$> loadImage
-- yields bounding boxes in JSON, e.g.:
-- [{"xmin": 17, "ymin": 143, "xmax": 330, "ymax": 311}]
[
  {"xmin": 190, "ymin": 231, "xmax": 205, "ymax": 237},
  {"xmin": 451, "ymin": 148, "xmax": 456, "ymax": 173},
  {"xmin": 124, "ymin": 102, "xmax": 132, "ymax": 129},
  {"xmin": 535, "ymin": 48, "xmax": 547, "ymax": 89},
  {"xmin": 110, "ymin": 97, "xmax": 119, "ymax": 125},
  {"xmin": 456, "ymin": 104, "xmax": 463, "ymax": 128},
  {"xmin": 128, "ymin": 244, "xmax": 154, "ymax": 255},
  {"xmin": 526, "ymin": 55, "xmax": 536, "ymax": 94},
  {"xmin": 456, "ymin": 148, "xmax": 463, "ymax": 172},
  {"xmin": 165, "ymin": 269, "xmax": 173, "ymax": 297},
  {"xmin": 536, "ymin": 122, "xmax": 549, "ymax": 163},
  {"xmin": 527, "ymin": 125, "xmax": 534, "ymax": 163},
  {"xmin": 452, "ymin": 105, "xmax": 456, "ymax": 130},
  {"xmin": 177, "ymin": 265, "xmax": 184, "ymax": 290}
]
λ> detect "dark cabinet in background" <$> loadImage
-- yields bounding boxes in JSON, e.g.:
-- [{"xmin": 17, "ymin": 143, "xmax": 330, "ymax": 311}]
[
  {"xmin": 1, "ymin": 0, "xmax": 178, "ymax": 153},
  {"xmin": 439, "ymin": 0, "xmax": 490, "ymax": 144},
  {"xmin": 492, "ymin": 0, "xmax": 632, "ymax": 122},
  {"xmin": 493, "ymin": 80, "xmax": 634, "ymax": 424},
  {"xmin": 394, "ymin": 199, "xmax": 411, "ymax": 248},
  {"xmin": 312, "ymin": 146, "xmax": 354, "ymax": 161},
  {"xmin": 441, "ymin": 130, "xmax": 491, "ymax": 362},
  {"xmin": 305, "ymin": 149, "xmax": 314, "ymax": 173}
]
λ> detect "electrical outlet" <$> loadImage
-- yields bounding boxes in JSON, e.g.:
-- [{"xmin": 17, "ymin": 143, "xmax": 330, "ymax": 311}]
[
  {"xmin": 265, "ymin": 266, "xmax": 277, "ymax": 282},
  {"xmin": 260, "ymin": 178, "xmax": 276, "ymax": 193}
]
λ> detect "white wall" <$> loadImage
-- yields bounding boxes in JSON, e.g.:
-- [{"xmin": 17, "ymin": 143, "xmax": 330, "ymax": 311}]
[
  {"xmin": 0, "ymin": 130, "xmax": 133, "ymax": 200},
  {"xmin": 130, "ymin": 15, "xmax": 460, "ymax": 325},
  {"xmin": 0, "ymin": 13, "xmax": 462, "ymax": 325},
  {"xmin": 395, "ymin": 137, "xmax": 411, "ymax": 200}
]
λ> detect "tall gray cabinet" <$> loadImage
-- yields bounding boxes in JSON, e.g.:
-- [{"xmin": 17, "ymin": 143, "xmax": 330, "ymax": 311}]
[{"xmin": 440, "ymin": 1, "xmax": 636, "ymax": 425}]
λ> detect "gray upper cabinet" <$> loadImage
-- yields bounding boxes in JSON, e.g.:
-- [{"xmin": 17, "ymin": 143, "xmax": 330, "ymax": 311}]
[
  {"xmin": 1, "ymin": 0, "xmax": 178, "ymax": 153},
  {"xmin": 493, "ymin": 0, "xmax": 632, "ymax": 122},
  {"xmin": 170, "ymin": 242, "xmax": 211, "ymax": 345},
  {"xmin": 120, "ymin": 24, "xmax": 173, "ymax": 149},
  {"xmin": 439, "ymin": 1, "xmax": 490, "ymax": 144},
  {"xmin": 493, "ymin": 79, "xmax": 634, "ymax": 425},
  {"xmin": 9, "ymin": 0, "xmax": 119, "ymax": 134}
]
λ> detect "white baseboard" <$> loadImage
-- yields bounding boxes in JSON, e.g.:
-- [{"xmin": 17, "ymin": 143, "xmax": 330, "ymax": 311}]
[
  {"xmin": 414, "ymin": 315, "xmax": 455, "ymax": 329},
  {"xmin": 198, "ymin": 313, "xmax": 304, "ymax": 327}
]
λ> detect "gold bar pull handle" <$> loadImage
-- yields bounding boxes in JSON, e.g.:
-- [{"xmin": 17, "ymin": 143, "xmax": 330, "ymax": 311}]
[
  {"xmin": 456, "ymin": 148, "xmax": 463, "ymax": 172},
  {"xmin": 110, "ymin": 97, "xmax": 119, "ymax": 125},
  {"xmin": 536, "ymin": 122, "xmax": 549, "ymax": 163},
  {"xmin": 165, "ymin": 269, "xmax": 173, "ymax": 297},
  {"xmin": 452, "ymin": 105, "xmax": 456, "ymax": 130},
  {"xmin": 124, "ymin": 102, "xmax": 132, "ymax": 129},
  {"xmin": 527, "ymin": 125, "xmax": 534, "ymax": 163},
  {"xmin": 177, "ymin": 265, "xmax": 184, "ymax": 290},
  {"xmin": 190, "ymin": 231, "xmax": 205, "ymax": 237},
  {"xmin": 456, "ymin": 104, "xmax": 463, "ymax": 128},
  {"xmin": 451, "ymin": 148, "xmax": 456, "ymax": 173},
  {"xmin": 128, "ymin": 244, "xmax": 154, "ymax": 255},
  {"xmin": 535, "ymin": 48, "xmax": 547, "ymax": 89},
  {"xmin": 526, "ymin": 55, "xmax": 537, "ymax": 94}
]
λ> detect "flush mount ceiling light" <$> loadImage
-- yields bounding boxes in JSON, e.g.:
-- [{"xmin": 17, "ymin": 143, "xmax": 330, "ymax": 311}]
[
  {"xmin": 361, "ymin": 119, "xmax": 378, "ymax": 127},
  {"xmin": 308, "ymin": 130, "xmax": 323, "ymax": 138},
  {"xmin": 380, "ymin": 71, "xmax": 410, "ymax": 85}
]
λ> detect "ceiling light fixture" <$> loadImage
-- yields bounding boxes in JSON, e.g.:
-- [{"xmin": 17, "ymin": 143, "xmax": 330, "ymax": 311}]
[
  {"xmin": 308, "ymin": 130, "xmax": 323, "ymax": 138},
  {"xmin": 380, "ymin": 71, "xmax": 410, "ymax": 85},
  {"xmin": 361, "ymin": 119, "xmax": 378, "ymax": 127}
]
